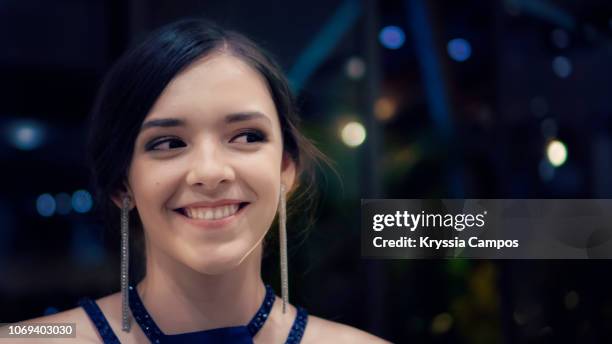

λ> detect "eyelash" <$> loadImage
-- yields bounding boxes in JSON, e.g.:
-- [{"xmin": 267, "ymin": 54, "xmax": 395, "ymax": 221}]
[{"xmin": 144, "ymin": 130, "xmax": 268, "ymax": 151}]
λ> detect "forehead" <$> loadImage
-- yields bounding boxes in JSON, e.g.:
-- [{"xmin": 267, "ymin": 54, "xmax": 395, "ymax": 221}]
[{"xmin": 146, "ymin": 53, "xmax": 278, "ymax": 124}]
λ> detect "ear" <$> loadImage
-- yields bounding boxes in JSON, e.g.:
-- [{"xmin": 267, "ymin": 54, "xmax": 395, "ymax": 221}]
[
  {"xmin": 110, "ymin": 181, "xmax": 135, "ymax": 210},
  {"xmin": 280, "ymin": 152, "xmax": 297, "ymax": 194}
]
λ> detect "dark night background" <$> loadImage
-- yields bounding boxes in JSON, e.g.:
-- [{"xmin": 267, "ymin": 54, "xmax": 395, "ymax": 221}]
[{"xmin": 1, "ymin": 0, "xmax": 612, "ymax": 343}]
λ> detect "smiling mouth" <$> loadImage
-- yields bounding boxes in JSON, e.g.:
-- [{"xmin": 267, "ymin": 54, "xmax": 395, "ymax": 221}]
[{"xmin": 174, "ymin": 202, "xmax": 250, "ymax": 221}]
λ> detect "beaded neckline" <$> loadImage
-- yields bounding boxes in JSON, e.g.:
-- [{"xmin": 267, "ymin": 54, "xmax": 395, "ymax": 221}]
[{"xmin": 128, "ymin": 284, "xmax": 276, "ymax": 343}]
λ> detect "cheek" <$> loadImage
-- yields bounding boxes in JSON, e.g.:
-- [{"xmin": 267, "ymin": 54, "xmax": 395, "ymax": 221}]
[
  {"xmin": 233, "ymin": 149, "xmax": 282, "ymax": 228},
  {"xmin": 237, "ymin": 149, "xmax": 282, "ymax": 195},
  {"xmin": 129, "ymin": 159, "xmax": 183, "ymax": 216}
]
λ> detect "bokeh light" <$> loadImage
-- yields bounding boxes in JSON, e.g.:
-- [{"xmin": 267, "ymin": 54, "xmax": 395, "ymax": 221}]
[
  {"xmin": 379, "ymin": 26, "xmax": 405, "ymax": 50},
  {"xmin": 72, "ymin": 189, "xmax": 93, "ymax": 213},
  {"xmin": 564, "ymin": 290, "xmax": 579, "ymax": 310},
  {"xmin": 340, "ymin": 121, "xmax": 366, "ymax": 147},
  {"xmin": 546, "ymin": 139, "xmax": 568, "ymax": 167},
  {"xmin": 55, "ymin": 193, "xmax": 72, "ymax": 215},
  {"xmin": 431, "ymin": 312, "xmax": 453, "ymax": 334},
  {"xmin": 36, "ymin": 193, "xmax": 56, "ymax": 217},
  {"xmin": 447, "ymin": 38, "xmax": 472, "ymax": 62},
  {"xmin": 345, "ymin": 56, "xmax": 366, "ymax": 80},
  {"xmin": 552, "ymin": 56, "xmax": 572, "ymax": 78},
  {"xmin": 7, "ymin": 120, "xmax": 45, "ymax": 151},
  {"xmin": 374, "ymin": 97, "xmax": 397, "ymax": 121}
]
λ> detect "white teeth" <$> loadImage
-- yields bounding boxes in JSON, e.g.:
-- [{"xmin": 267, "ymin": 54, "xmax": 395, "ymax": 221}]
[
  {"xmin": 204, "ymin": 209, "xmax": 214, "ymax": 220},
  {"xmin": 184, "ymin": 204, "xmax": 240, "ymax": 220},
  {"xmin": 214, "ymin": 207, "xmax": 223, "ymax": 219}
]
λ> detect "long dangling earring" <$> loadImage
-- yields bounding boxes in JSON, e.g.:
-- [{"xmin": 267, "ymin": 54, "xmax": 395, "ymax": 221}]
[
  {"xmin": 121, "ymin": 195, "xmax": 131, "ymax": 332},
  {"xmin": 279, "ymin": 184, "xmax": 289, "ymax": 314}
]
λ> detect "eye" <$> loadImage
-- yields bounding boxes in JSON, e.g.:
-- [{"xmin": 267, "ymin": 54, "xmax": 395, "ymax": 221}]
[
  {"xmin": 145, "ymin": 137, "xmax": 187, "ymax": 151},
  {"xmin": 231, "ymin": 130, "xmax": 267, "ymax": 144}
]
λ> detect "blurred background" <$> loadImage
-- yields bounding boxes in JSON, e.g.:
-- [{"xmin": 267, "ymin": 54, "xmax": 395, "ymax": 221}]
[{"xmin": 1, "ymin": 0, "xmax": 612, "ymax": 343}]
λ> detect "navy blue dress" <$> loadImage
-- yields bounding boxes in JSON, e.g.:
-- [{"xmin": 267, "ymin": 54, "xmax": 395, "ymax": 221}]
[{"xmin": 78, "ymin": 285, "xmax": 308, "ymax": 344}]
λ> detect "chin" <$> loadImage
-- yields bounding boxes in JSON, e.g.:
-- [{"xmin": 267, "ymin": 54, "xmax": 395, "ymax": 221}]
[
  {"xmin": 181, "ymin": 244, "xmax": 254, "ymax": 275},
  {"xmin": 189, "ymin": 258, "xmax": 241, "ymax": 275}
]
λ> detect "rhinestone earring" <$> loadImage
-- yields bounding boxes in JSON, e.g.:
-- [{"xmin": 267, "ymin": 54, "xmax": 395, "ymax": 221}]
[
  {"xmin": 121, "ymin": 195, "xmax": 131, "ymax": 332},
  {"xmin": 279, "ymin": 184, "xmax": 289, "ymax": 314}
]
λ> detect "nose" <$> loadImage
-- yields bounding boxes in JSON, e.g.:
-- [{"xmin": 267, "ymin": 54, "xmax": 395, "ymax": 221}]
[{"xmin": 185, "ymin": 139, "xmax": 235, "ymax": 191}]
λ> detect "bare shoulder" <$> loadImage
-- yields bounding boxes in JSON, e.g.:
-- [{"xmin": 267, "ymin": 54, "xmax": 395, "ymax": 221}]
[
  {"xmin": 301, "ymin": 315, "xmax": 391, "ymax": 344},
  {"xmin": 0, "ymin": 304, "xmax": 99, "ymax": 343}
]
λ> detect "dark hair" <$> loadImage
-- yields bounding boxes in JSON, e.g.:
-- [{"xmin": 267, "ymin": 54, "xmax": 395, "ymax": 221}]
[{"xmin": 86, "ymin": 18, "xmax": 332, "ymax": 266}]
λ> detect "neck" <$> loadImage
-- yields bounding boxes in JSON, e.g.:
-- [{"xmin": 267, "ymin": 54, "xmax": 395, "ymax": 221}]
[{"xmin": 135, "ymin": 242, "xmax": 266, "ymax": 334}]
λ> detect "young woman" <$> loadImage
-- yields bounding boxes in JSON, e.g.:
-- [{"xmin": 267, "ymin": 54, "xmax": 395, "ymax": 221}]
[{"xmin": 14, "ymin": 19, "xmax": 388, "ymax": 343}]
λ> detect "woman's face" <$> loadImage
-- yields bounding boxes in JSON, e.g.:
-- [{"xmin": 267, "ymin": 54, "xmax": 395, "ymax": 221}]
[{"xmin": 116, "ymin": 53, "xmax": 295, "ymax": 274}]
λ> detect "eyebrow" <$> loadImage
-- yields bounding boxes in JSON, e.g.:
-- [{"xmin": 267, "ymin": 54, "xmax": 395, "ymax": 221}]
[{"xmin": 140, "ymin": 111, "xmax": 272, "ymax": 132}]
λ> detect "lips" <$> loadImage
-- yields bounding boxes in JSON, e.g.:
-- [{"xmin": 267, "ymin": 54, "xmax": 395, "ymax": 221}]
[{"xmin": 173, "ymin": 202, "xmax": 250, "ymax": 229}]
